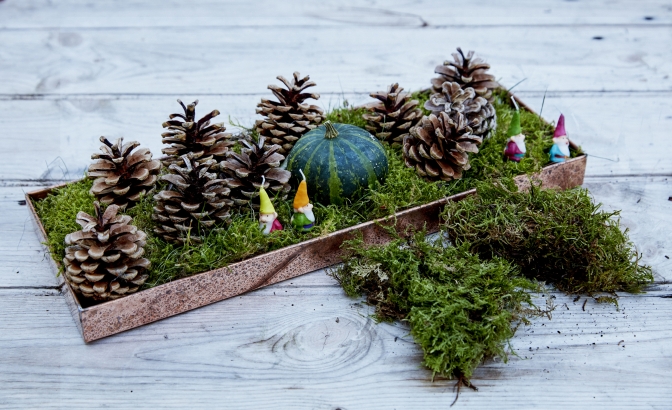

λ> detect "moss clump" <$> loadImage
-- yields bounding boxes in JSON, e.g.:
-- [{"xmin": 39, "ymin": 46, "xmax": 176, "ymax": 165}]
[
  {"xmin": 33, "ymin": 179, "xmax": 95, "ymax": 265},
  {"xmin": 331, "ymin": 231, "xmax": 538, "ymax": 380},
  {"xmin": 441, "ymin": 179, "xmax": 653, "ymax": 294},
  {"xmin": 323, "ymin": 101, "xmax": 369, "ymax": 129},
  {"xmin": 331, "ymin": 179, "xmax": 652, "ymax": 381}
]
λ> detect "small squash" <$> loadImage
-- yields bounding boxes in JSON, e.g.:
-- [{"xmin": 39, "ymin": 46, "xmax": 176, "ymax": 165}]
[{"xmin": 285, "ymin": 121, "xmax": 388, "ymax": 206}]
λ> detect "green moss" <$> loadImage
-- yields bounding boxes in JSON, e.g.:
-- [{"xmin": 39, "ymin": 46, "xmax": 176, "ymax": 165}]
[
  {"xmin": 330, "ymin": 231, "xmax": 539, "ymax": 379},
  {"xmin": 324, "ymin": 101, "xmax": 368, "ymax": 128},
  {"xmin": 410, "ymin": 89, "xmax": 432, "ymax": 116},
  {"xmin": 441, "ymin": 179, "xmax": 653, "ymax": 294},
  {"xmin": 32, "ymin": 179, "xmax": 95, "ymax": 271}
]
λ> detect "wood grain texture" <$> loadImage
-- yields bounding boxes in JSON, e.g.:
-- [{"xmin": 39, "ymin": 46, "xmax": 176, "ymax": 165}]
[
  {"xmin": 1, "ymin": 0, "xmax": 671, "ymax": 29},
  {"xmin": 0, "ymin": 280, "xmax": 671, "ymax": 409},
  {"xmin": 0, "ymin": 25, "xmax": 670, "ymax": 97}
]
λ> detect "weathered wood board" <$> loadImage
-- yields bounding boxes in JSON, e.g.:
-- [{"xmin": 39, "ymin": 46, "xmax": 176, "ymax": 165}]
[
  {"xmin": 2, "ymin": 0, "xmax": 671, "ymax": 29},
  {"xmin": 0, "ymin": 278, "xmax": 671, "ymax": 409},
  {"xmin": 0, "ymin": 26, "xmax": 669, "ymax": 97}
]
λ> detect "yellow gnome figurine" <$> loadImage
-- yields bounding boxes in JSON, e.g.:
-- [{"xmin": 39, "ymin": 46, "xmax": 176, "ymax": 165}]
[
  {"xmin": 258, "ymin": 176, "xmax": 282, "ymax": 234},
  {"xmin": 291, "ymin": 170, "xmax": 315, "ymax": 232}
]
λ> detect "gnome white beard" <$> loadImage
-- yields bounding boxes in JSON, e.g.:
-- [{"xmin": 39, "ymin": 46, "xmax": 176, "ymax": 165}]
[
  {"xmin": 556, "ymin": 140, "xmax": 570, "ymax": 157},
  {"xmin": 259, "ymin": 213, "xmax": 276, "ymax": 234},
  {"xmin": 512, "ymin": 135, "xmax": 526, "ymax": 153},
  {"xmin": 302, "ymin": 208, "xmax": 316, "ymax": 223},
  {"xmin": 260, "ymin": 219, "xmax": 273, "ymax": 235}
]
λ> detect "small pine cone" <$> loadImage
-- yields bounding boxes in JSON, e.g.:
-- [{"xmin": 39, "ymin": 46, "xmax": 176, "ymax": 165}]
[
  {"xmin": 153, "ymin": 155, "xmax": 233, "ymax": 244},
  {"xmin": 161, "ymin": 99, "xmax": 235, "ymax": 166},
  {"xmin": 403, "ymin": 112, "xmax": 482, "ymax": 181},
  {"xmin": 63, "ymin": 202, "xmax": 150, "ymax": 301},
  {"xmin": 254, "ymin": 72, "xmax": 324, "ymax": 155},
  {"xmin": 88, "ymin": 136, "xmax": 161, "ymax": 209},
  {"xmin": 431, "ymin": 48, "xmax": 499, "ymax": 100},
  {"xmin": 424, "ymin": 81, "xmax": 497, "ymax": 139},
  {"xmin": 362, "ymin": 83, "xmax": 423, "ymax": 145},
  {"xmin": 220, "ymin": 135, "xmax": 291, "ymax": 210}
]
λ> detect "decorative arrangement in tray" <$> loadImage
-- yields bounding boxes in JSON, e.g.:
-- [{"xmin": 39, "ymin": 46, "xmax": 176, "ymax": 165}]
[{"xmin": 29, "ymin": 48, "xmax": 652, "ymax": 391}]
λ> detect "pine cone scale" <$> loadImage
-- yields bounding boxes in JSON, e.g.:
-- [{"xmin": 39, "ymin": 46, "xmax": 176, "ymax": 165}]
[
  {"xmin": 255, "ymin": 72, "xmax": 324, "ymax": 155},
  {"xmin": 219, "ymin": 135, "xmax": 291, "ymax": 211},
  {"xmin": 153, "ymin": 156, "xmax": 233, "ymax": 244},
  {"xmin": 432, "ymin": 48, "xmax": 499, "ymax": 101},
  {"xmin": 63, "ymin": 203, "xmax": 150, "ymax": 301},
  {"xmin": 365, "ymin": 83, "xmax": 423, "ymax": 146}
]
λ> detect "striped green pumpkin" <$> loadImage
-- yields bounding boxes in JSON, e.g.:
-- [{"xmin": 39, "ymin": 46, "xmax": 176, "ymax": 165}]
[{"xmin": 285, "ymin": 121, "xmax": 388, "ymax": 206}]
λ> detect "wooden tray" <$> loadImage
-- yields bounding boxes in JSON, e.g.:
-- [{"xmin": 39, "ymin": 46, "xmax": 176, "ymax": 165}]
[
  {"xmin": 26, "ymin": 155, "xmax": 586, "ymax": 342},
  {"xmin": 25, "ymin": 89, "xmax": 587, "ymax": 342}
]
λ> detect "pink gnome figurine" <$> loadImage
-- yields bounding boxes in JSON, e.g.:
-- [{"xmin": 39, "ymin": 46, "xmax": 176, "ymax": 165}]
[
  {"xmin": 503, "ymin": 96, "xmax": 526, "ymax": 162},
  {"xmin": 549, "ymin": 114, "xmax": 570, "ymax": 163}
]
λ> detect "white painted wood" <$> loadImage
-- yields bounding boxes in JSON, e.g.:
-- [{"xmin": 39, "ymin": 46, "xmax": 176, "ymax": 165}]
[
  {"xmin": 0, "ymin": 281, "xmax": 671, "ymax": 409},
  {"xmin": 1, "ymin": 0, "xmax": 670, "ymax": 29},
  {"xmin": 0, "ymin": 26, "xmax": 670, "ymax": 97},
  {"xmin": 1, "ymin": 93, "xmax": 671, "ymax": 181}
]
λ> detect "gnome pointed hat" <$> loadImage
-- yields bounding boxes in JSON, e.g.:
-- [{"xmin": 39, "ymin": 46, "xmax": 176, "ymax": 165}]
[
  {"xmin": 507, "ymin": 96, "xmax": 522, "ymax": 137},
  {"xmin": 554, "ymin": 114, "xmax": 567, "ymax": 138},
  {"xmin": 293, "ymin": 169, "xmax": 309, "ymax": 209},
  {"xmin": 259, "ymin": 177, "xmax": 276, "ymax": 215}
]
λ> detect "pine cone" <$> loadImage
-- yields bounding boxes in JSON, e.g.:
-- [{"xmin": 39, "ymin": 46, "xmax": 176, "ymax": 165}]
[
  {"xmin": 153, "ymin": 155, "xmax": 233, "ymax": 244},
  {"xmin": 220, "ymin": 135, "xmax": 291, "ymax": 210},
  {"xmin": 424, "ymin": 82, "xmax": 497, "ymax": 139},
  {"xmin": 161, "ymin": 99, "xmax": 235, "ymax": 166},
  {"xmin": 431, "ymin": 48, "xmax": 499, "ymax": 100},
  {"xmin": 362, "ymin": 83, "xmax": 423, "ymax": 145},
  {"xmin": 254, "ymin": 72, "xmax": 324, "ymax": 155},
  {"xmin": 63, "ymin": 202, "xmax": 150, "ymax": 301},
  {"xmin": 403, "ymin": 112, "xmax": 482, "ymax": 181},
  {"xmin": 88, "ymin": 136, "xmax": 161, "ymax": 209}
]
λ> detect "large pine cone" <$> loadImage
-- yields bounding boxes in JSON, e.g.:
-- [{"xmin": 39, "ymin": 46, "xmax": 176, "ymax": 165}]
[
  {"xmin": 362, "ymin": 83, "xmax": 423, "ymax": 145},
  {"xmin": 254, "ymin": 72, "xmax": 324, "ymax": 155},
  {"xmin": 424, "ymin": 82, "xmax": 496, "ymax": 139},
  {"xmin": 220, "ymin": 135, "xmax": 291, "ymax": 210},
  {"xmin": 161, "ymin": 99, "xmax": 235, "ymax": 166},
  {"xmin": 88, "ymin": 136, "xmax": 161, "ymax": 210},
  {"xmin": 63, "ymin": 202, "xmax": 150, "ymax": 301},
  {"xmin": 431, "ymin": 48, "xmax": 499, "ymax": 100},
  {"xmin": 403, "ymin": 112, "xmax": 482, "ymax": 181},
  {"xmin": 153, "ymin": 155, "xmax": 232, "ymax": 244}
]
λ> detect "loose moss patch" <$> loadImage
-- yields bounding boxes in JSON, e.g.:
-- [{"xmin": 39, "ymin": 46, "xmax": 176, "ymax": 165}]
[
  {"xmin": 330, "ymin": 231, "xmax": 540, "ymax": 380},
  {"xmin": 442, "ymin": 179, "xmax": 653, "ymax": 294},
  {"xmin": 34, "ymin": 89, "xmax": 582, "ymax": 289}
]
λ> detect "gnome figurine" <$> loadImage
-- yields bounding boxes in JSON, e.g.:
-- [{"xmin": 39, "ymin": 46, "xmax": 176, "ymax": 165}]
[
  {"xmin": 258, "ymin": 176, "xmax": 282, "ymax": 235},
  {"xmin": 549, "ymin": 114, "xmax": 571, "ymax": 163},
  {"xmin": 291, "ymin": 170, "xmax": 315, "ymax": 233},
  {"xmin": 503, "ymin": 97, "xmax": 526, "ymax": 162}
]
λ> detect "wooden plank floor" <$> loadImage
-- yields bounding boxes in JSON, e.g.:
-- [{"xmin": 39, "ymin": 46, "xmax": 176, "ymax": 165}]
[{"xmin": 1, "ymin": 1, "xmax": 671, "ymax": 408}]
